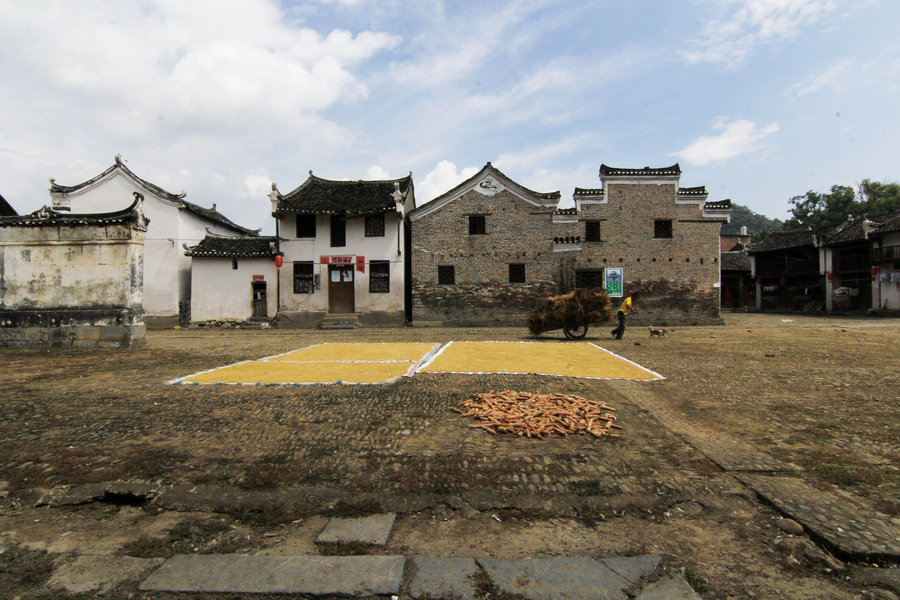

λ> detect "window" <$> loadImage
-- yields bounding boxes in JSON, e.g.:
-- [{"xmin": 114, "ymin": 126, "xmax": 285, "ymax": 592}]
[
  {"xmin": 293, "ymin": 262, "xmax": 314, "ymax": 294},
  {"xmin": 585, "ymin": 220, "xmax": 601, "ymax": 242},
  {"xmin": 509, "ymin": 263, "xmax": 525, "ymax": 283},
  {"xmin": 575, "ymin": 270, "xmax": 604, "ymax": 289},
  {"xmin": 296, "ymin": 214, "xmax": 316, "ymax": 238},
  {"xmin": 369, "ymin": 261, "xmax": 390, "ymax": 293},
  {"xmin": 365, "ymin": 214, "xmax": 385, "ymax": 237},
  {"xmin": 654, "ymin": 219, "xmax": 673, "ymax": 239},
  {"xmin": 330, "ymin": 214, "xmax": 346, "ymax": 247},
  {"xmin": 468, "ymin": 215, "xmax": 486, "ymax": 235},
  {"xmin": 231, "ymin": 258, "xmax": 238, "ymax": 270},
  {"xmin": 438, "ymin": 265, "xmax": 455, "ymax": 285}
]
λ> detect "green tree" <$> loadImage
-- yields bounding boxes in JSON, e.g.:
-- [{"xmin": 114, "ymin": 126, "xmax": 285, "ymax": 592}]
[
  {"xmin": 721, "ymin": 203, "xmax": 783, "ymax": 235},
  {"xmin": 858, "ymin": 179, "xmax": 900, "ymax": 213},
  {"xmin": 784, "ymin": 185, "xmax": 859, "ymax": 230}
]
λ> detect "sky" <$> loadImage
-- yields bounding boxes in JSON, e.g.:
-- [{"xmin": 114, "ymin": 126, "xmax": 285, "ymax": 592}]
[{"xmin": 1, "ymin": 0, "xmax": 898, "ymax": 235}]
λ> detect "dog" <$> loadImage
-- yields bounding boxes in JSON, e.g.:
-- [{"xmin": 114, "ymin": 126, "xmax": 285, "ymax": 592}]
[{"xmin": 648, "ymin": 326, "xmax": 668, "ymax": 338}]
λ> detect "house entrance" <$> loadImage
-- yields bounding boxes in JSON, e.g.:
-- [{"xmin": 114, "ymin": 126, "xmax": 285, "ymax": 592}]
[
  {"xmin": 251, "ymin": 281, "xmax": 267, "ymax": 318},
  {"xmin": 328, "ymin": 265, "xmax": 355, "ymax": 313}
]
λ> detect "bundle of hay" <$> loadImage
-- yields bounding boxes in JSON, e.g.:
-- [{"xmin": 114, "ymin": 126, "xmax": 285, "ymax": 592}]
[{"xmin": 526, "ymin": 287, "xmax": 613, "ymax": 335}]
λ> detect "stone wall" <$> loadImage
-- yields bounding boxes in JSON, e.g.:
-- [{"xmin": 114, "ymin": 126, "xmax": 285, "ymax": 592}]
[
  {"xmin": 0, "ymin": 308, "xmax": 145, "ymax": 349},
  {"xmin": 411, "ymin": 188, "xmax": 562, "ymax": 326},
  {"xmin": 0, "ymin": 205, "xmax": 146, "ymax": 348},
  {"xmin": 410, "ymin": 167, "xmax": 727, "ymax": 327}
]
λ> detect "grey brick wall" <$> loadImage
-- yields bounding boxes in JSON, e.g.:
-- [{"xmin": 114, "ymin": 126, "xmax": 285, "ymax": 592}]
[{"xmin": 411, "ymin": 171, "xmax": 726, "ymax": 327}]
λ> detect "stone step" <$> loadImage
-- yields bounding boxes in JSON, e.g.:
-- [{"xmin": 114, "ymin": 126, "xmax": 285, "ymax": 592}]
[{"xmin": 319, "ymin": 314, "xmax": 359, "ymax": 329}]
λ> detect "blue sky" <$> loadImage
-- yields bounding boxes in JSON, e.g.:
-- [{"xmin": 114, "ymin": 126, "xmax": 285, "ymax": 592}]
[{"xmin": 1, "ymin": 0, "xmax": 898, "ymax": 234}]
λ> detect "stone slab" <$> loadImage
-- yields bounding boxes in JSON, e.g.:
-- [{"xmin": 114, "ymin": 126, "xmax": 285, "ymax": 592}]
[
  {"xmin": 407, "ymin": 556, "xmax": 480, "ymax": 600},
  {"xmin": 740, "ymin": 474, "xmax": 900, "ymax": 559},
  {"xmin": 139, "ymin": 554, "xmax": 405, "ymax": 596},
  {"xmin": 316, "ymin": 513, "xmax": 396, "ymax": 546},
  {"xmin": 408, "ymin": 556, "xmax": 667, "ymax": 600},
  {"xmin": 635, "ymin": 573, "xmax": 704, "ymax": 600},
  {"xmin": 49, "ymin": 555, "xmax": 164, "ymax": 595}
]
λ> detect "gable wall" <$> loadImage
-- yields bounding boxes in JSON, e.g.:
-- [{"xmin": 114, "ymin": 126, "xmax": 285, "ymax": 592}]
[
  {"xmin": 411, "ymin": 188, "xmax": 562, "ymax": 325},
  {"xmin": 577, "ymin": 181, "xmax": 724, "ymax": 324}
]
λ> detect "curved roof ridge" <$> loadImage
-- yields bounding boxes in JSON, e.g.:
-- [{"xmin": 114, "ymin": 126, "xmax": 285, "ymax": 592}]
[{"xmin": 50, "ymin": 155, "xmax": 186, "ymax": 202}]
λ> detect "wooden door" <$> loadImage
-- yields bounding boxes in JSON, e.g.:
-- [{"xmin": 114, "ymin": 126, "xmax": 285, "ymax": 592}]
[
  {"xmin": 328, "ymin": 265, "xmax": 355, "ymax": 313},
  {"xmin": 251, "ymin": 282, "xmax": 267, "ymax": 318}
]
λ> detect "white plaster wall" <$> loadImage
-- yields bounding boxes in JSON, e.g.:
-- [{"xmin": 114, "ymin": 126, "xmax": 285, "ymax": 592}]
[
  {"xmin": 277, "ymin": 213, "xmax": 405, "ymax": 314},
  {"xmin": 0, "ymin": 225, "xmax": 143, "ymax": 310},
  {"xmin": 875, "ymin": 231, "xmax": 900, "ymax": 311},
  {"xmin": 191, "ymin": 257, "xmax": 277, "ymax": 321}
]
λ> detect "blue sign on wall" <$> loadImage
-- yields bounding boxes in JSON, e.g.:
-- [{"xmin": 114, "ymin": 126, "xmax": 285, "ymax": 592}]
[{"xmin": 604, "ymin": 268, "xmax": 623, "ymax": 297}]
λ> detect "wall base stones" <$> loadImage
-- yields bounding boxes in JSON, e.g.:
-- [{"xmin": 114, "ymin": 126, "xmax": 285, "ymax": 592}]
[
  {"xmin": 0, "ymin": 308, "xmax": 145, "ymax": 349},
  {"xmin": 413, "ymin": 282, "xmax": 560, "ymax": 327}
]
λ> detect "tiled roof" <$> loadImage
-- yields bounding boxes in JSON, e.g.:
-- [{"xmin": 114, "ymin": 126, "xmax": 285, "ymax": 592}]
[
  {"xmin": 185, "ymin": 233, "xmax": 278, "ymax": 258},
  {"xmin": 50, "ymin": 155, "xmax": 256, "ymax": 235},
  {"xmin": 680, "ymin": 186, "xmax": 708, "ymax": 196},
  {"xmin": 822, "ymin": 210, "xmax": 900, "ymax": 245},
  {"xmin": 180, "ymin": 201, "xmax": 258, "ymax": 235},
  {"xmin": 275, "ymin": 172, "xmax": 413, "ymax": 216},
  {"xmin": 600, "ymin": 164, "xmax": 681, "ymax": 178},
  {"xmin": 704, "ymin": 199, "xmax": 732, "ymax": 210},
  {"xmin": 554, "ymin": 207, "xmax": 578, "ymax": 215},
  {"xmin": 0, "ymin": 197, "xmax": 148, "ymax": 230},
  {"xmin": 747, "ymin": 229, "xmax": 817, "ymax": 253},
  {"xmin": 50, "ymin": 155, "xmax": 185, "ymax": 202},
  {"xmin": 573, "ymin": 188, "xmax": 604, "ymax": 197},
  {"xmin": 721, "ymin": 251, "xmax": 751, "ymax": 271}
]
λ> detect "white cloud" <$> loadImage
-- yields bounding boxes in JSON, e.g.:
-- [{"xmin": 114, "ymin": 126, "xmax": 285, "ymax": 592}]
[
  {"xmin": 682, "ymin": 0, "xmax": 843, "ymax": 67},
  {"xmin": 417, "ymin": 160, "xmax": 479, "ymax": 204},
  {"xmin": 674, "ymin": 118, "xmax": 779, "ymax": 166},
  {"xmin": 365, "ymin": 165, "xmax": 391, "ymax": 180},
  {"xmin": 788, "ymin": 57, "xmax": 855, "ymax": 96}
]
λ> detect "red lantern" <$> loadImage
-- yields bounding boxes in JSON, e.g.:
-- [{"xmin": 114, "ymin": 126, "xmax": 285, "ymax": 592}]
[
  {"xmin": 827, "ymin": 272, "xmax": 833, "ymax": 281},
  {"xmin": 275, "ymin": 255, "xmax": 283, "ymax": 268},
  {"xmin": 871, "ymin": 266, "xmax": 878, "ymax": 280}
]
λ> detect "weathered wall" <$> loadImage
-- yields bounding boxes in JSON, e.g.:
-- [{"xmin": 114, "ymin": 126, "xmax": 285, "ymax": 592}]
[
  {"xmin": 0, "ymin": 218, "xmax": 145, "ymax": 348},
  {"xmin": 411, "ymin": 188, "xmax": 563, "ymax": 326},
  {"xmin": 191, "ymin": 257, "xmax": 277, "ymax": 322},
  {"xmin": 577, "ymin": 182, "xmax": 725, "ymax": 325}
]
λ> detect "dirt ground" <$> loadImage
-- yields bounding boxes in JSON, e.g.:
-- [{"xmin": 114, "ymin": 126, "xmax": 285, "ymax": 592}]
[{"xmin": 1, "ymin": 312, "xmax": 898, "ymax": 599}]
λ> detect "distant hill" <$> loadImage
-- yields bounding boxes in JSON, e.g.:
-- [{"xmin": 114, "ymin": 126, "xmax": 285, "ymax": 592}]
[{"xmin": 721, "ymin": 203, "xmax": 783, "ymax": 235}]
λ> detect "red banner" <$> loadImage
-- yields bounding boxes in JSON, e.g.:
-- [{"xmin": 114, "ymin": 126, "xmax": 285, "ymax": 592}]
[{"xmin": 356, "ymin": 255, "xmax": 365, "ymax": 273}]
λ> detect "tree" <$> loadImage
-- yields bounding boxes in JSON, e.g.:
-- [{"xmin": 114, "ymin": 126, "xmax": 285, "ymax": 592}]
[
  {"xmin": 858, "ymin": 179, "xmax": 900, "ymax": 213},
  {"xmin": 784, "ymin": 185, "xmax": 859, "ymax": 231},
  {"xmin": 721, "ymin": 203, "xmax": 783, "ymax": 235}
]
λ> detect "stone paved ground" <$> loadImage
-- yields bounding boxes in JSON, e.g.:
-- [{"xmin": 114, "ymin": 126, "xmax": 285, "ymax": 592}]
[{"xmin": 1, "ymin": 313, "xmax": 899, "ymax": 600}]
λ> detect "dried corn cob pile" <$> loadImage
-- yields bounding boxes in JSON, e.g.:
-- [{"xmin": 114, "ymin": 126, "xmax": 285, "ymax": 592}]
[{"xmin": 451, "ymin": 390, "xmax": 621, "ymax": 439}]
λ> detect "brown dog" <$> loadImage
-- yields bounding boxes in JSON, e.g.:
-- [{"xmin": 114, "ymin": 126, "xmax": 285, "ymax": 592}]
[{"xmin": 648, "ymin": 326, "xmax": 668, "ymax": 338}]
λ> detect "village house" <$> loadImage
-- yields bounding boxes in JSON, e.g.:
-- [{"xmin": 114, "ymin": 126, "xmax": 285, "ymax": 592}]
[
  {"xmin": 748, "ymin": 210, "xmax": 900, "ymax": 313},
  {"xmin": 268, "ymin": 172, "xmax": 414, "ymax": 328},
  {"xmin": 409, "ymin": 162, "xmax": 731, "ymax": 327},
  {"xmin": 0, "ymin": 196, "xmax": 147, "ymax": 348},
  {"xmin": 408, "ymin": 162, "xmax": 563, "ymax": 326},
  {"xmin": 185, "ymin": 233, "xmax": 280, "ymax": 324},
  {"xmin": 48, "ymin": 155, "xmax": 258, "ymax": 326}
]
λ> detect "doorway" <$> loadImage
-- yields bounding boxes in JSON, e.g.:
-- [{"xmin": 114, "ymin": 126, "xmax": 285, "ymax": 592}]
[
  {"xmin": 251, "ymin": 281, "xmax": 267, "ymax": 318},
  {"xmin": 328, "ymin": 265, "xmax": 355, "ymax": 313}
]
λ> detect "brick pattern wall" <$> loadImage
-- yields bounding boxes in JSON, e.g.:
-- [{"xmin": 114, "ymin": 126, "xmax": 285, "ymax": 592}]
[
  {"xmin": 412, "ymin": 189, "xmax": 562, "ymax": 325},
  {"xmin": 411, "ymin": 173, "xmax": 727, "ymax": 327}
]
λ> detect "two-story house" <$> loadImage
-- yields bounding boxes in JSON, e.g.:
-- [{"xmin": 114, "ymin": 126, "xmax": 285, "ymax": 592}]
[{"xmin": 269, "ymin": 172, "xmax": 415, "ymax": 327}]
